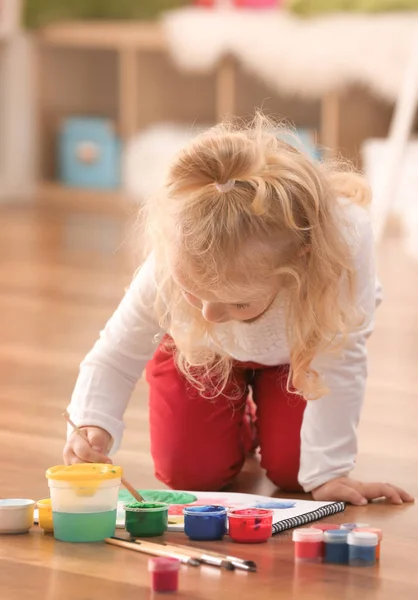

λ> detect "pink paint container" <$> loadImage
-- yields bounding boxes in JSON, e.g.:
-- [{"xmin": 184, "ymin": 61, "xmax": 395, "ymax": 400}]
[
  {"xmin": 235, "ymin": 0, "xmax": 278, "ymax": 6},
  {"xmin": 148, "ymin": 557, "xmax": 180, "ymax": 593},
  {"xmin": 311, "ymin": 523, "xmax": 340, "ymax": 532},
  {"xmin": 194, "ymin": 0, "xmax": 279, "ymax": 5}
]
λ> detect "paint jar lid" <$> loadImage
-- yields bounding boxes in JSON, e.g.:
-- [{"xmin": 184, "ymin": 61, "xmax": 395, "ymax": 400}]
[
  {"xmin": 46, "ymin": 464, "xmax": 122, "ymax": 481},
  {"xmin": 0, "ymin": 499, "xmax": 35, "ymax": 510},
  {"xmin": 37, "ymin": 499, "xmax": 52, "ymax": 508},
  {"xmin": 347, "ymin": 531, "xmax": 378, "ymax": 547},
  {"xmin": 354, "ymin": 527, "xmax": 383, "ymax": 540},
  {"xmin": 312, "ymin": 523, "xmax": 340, "ymax": 532},
  {"xmin": 324, "ymin": 530, "xmax": 349, "ymax": 543},
  {"xmin": 148, "ymin": 557, "xmax": 181, "ymax": 573},
  {"xmin": 340, "ymin": 522, "xmax": 370, "ymax": 531},
  {"xmin": 292, "ymin": 528, "xmax": 324, "ymax": 543},
  {"xmin": 183, "ymin": 505, "xmax": 228, "ymax": 516}
]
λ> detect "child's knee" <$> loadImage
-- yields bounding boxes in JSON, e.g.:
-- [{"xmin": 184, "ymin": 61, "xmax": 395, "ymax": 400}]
[
  {"xmin": 154, "ymin": 458, "xmax": 243, "ymax": 492},
  {"xmin": 261, "ymin": 449, "xmax": 302, "ymax": 492},
  {"xmin": 265, "ymin": 467, "xmax": 303, "ymax": 493},
  {"xmin": 155, "ymin": 470, "xmax": 236, "ymax": 492}
]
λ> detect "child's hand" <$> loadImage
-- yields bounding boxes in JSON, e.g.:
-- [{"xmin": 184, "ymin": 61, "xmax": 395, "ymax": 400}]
[
  {"xmin": 312, "ymin": 476, "xmax": 414, "ymax": 506},
  {"xmin": 63, "ymin": 426, "xmax": 113, "ymax": 465}
]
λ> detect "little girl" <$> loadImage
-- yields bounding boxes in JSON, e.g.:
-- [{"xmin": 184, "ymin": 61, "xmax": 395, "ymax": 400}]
[{"xmin": 64, "ymin": 114, "xmax": 413, "ymax": 506}]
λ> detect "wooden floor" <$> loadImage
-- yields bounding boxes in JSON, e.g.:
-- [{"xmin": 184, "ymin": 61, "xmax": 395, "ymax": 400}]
[{"xmin": 1, "ymin": 201, "xmax": 418, "ymax": 600}]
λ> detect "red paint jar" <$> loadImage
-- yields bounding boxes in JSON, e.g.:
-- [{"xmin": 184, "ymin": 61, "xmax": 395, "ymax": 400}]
[
  {"xmin": 194, "ymin": 0, "xmax": 279, "ymax": 5},
  {"xmin": 228, "ymin": 508, "xmax": 273, "ymax": 543},
  {"xmin": 292, "ymin": 528, "xmax": 324, "ymax": 563},
  {"xmin": 148, "ymin": 557, "xmax": 180, "ymax": 593},
  {"xmin": 235, "ymin": 0, "xmax": 278, "ymax": 6},
  {"xmin": 311, "ymin": 523, "xmax": 340, "ymax": 532}
]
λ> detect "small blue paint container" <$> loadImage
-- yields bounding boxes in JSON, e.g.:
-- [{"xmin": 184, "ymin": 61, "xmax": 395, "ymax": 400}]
[
  {"xmin": 340, "ymin": 522, "xmax": 370, "ymax": 531},
  {"xmin": 183, "ymin": 505, "xmax": 228, "ymax": 541},
  {"xmin": 347, "ymin": 531, "xmax": 378, "ymax": 567},
  {"xmin": 324, "ymin": 530, "xmax": 349, "ymax": 564}
]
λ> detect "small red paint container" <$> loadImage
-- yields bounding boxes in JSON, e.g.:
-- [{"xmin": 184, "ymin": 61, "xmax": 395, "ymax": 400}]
[
  {"xmin": 311, "ymin": 523, "xmax": 340, "ymax": 532},
  {"xmin": 148, "ymin": 557, "xmax": 180, "ymax": 593},
  {"xmin": 292, "ymin": 528, "xmax": 324, "ymax": 563},
  {"xmin": 228, "ymin": 508, "xmax": 273, "ymax": 543}
]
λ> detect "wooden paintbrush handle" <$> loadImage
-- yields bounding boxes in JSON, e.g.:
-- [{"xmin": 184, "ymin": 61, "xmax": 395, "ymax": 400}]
[
  {"xmin": 105, "ymin": 537, "xmax": 200, "ymax": 566},
  {"xmin": 121, "ymin": 478, "xmax": 144, "ymax": 503}
]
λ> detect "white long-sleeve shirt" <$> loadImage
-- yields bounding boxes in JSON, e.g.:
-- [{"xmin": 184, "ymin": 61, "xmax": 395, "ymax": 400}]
[{"xmin": 68, "ymin": 202, "xmax": 380, "ymax": 492}]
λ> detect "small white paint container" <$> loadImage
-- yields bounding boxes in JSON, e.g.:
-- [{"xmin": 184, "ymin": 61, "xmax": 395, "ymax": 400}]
[{"xmin": 0, "ymin": 499, "xmax": 36, "ymax": 534}]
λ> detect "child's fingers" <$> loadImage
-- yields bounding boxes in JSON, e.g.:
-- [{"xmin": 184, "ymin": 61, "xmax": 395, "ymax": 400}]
[
  {"xmin": 63, "ymin": 443, "xmax": 75, "ymax": 465},
  {"xmin": 84, "ymin": 428, "xmax": 112, "ymax": 454},
  {"xmin": 71, "ymin": 433, "xmax": 112, "ymax": 464},
  {"xmin": 364, "ymin": 483, "xmax": 403, "ymax": 505},
  {"xmin": 312, "ymin": 478, "xmax": 414, "ymax": 505},
  {"xmin": 63, "ymin": 445, "xmax": 87, "ymax": 465},
  {"xmin": 336, "ymin": 484, "xmax": 368, "ymax": 506},
  {"xmin": 381, "ymin": 485, "xmax": 403, "ymax": 505},
  {"xmin": 390, "ymin": 485, "xmax": 415, "ymax": 503},
  {"xmin": 313, "ymin": 482, "xmax": 367, "ymax": 505},
  {"xmin": 64, "ymin": 450, "xmax": 86, "ymax": 465}
]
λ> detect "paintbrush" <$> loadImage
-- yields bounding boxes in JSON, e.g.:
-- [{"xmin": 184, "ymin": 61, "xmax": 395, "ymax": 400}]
[
  {"xmin": 106, "ymin": 537, "xmax": 200, "ymax": 566},
  {"xmin": 63, "ymin": 411, "xmax": 145, "ymax": 503},
  {"xmin": 158, "ymin": 542, "xmax": 235, "ymax": 571},
  {"xmin": 161, "ymin": 541, "xmax": 256, "ymax": 572},
  {"xmin": 196, "ymin": 549, "xmax": 257, "ymax": 572}
]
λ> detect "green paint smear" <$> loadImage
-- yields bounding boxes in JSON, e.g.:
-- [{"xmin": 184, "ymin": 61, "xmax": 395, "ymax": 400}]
[{"xmin": 118, "ymin": 489, "xmax": 197, "ymax": 505}]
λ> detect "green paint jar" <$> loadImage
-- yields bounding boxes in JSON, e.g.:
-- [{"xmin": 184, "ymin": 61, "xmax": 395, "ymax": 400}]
[{"xmin": 124, "ymin": 502, "xmax": 169, "ymax": 538}]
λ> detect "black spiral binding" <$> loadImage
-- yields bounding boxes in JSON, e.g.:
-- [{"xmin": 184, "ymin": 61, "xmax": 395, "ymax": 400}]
[{"xmin": 272, "ymin": 501, "xmax": 346, "ymax": 535}]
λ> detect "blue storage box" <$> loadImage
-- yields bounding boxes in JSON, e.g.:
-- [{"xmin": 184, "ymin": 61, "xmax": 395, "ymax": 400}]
[{"xmin": 58, "ymin": 117, "xmax": 121, "ymax": 189}]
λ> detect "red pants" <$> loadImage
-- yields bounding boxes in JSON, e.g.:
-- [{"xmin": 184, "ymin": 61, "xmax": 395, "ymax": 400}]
[{"xmin": 146, "ymin": 344, "xmax": 306, "ymax": 492}]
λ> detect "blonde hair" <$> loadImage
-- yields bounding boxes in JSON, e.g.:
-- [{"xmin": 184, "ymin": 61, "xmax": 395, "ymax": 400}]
[{"xmin": 143, "ymin": 113, "xmax": 371, "ymax": 400}]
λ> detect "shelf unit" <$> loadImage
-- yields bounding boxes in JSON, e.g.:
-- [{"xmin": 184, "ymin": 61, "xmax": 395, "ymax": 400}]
[
  {"xmin": 36, "ymin": 21, "xmax": 242, "ymax": 214},
  {"xmin": 34, "ymin": 20, "xmax": 393, "ymax": 214},
  {"xmin": 35, "ymin": 22, "xmax": 167, "ymax": 214},
  {"xmin": 37, "ymin": 181, "xmax": 134, "ymax": 215}
]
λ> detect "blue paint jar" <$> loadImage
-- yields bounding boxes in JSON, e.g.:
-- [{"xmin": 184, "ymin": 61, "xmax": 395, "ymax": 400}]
[
  {"xmin": 324, "ymin": 530, "xmax": 349, "ymax": 564},
  {"xmin": 347, "ymin": 531, "xmax": 378, "ymax": 567},
  {"xmin": 183, "ymin": 505, "xmax": 228, "ymax": 541}
]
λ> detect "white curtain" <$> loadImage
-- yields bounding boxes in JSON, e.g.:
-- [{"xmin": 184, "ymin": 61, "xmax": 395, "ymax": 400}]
[{"xmin": 0, "ymin": 34, "xmax": 36, "ymax": 200}]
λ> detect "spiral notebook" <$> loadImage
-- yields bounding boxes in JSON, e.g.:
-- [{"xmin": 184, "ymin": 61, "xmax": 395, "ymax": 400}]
[{"xmin": 116, "ymin": 490, "xmax": 346, "ymax": 535}]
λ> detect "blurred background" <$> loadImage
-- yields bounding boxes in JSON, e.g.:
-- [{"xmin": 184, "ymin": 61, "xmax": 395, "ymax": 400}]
[{"xmin": 1, "ymin": 0, "xmax": 418, "ymax": 500}]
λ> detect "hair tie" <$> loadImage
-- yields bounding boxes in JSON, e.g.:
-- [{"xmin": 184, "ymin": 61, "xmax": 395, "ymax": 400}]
[{"xmin": 215, "ymin": 179, "xmax": 235, "ymax": 193}]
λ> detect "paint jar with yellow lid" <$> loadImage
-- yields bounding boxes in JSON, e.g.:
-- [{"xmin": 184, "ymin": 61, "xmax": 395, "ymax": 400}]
[{"xmin": 46, "ymin": 464, "xmax": 122, "ymax": 543}]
